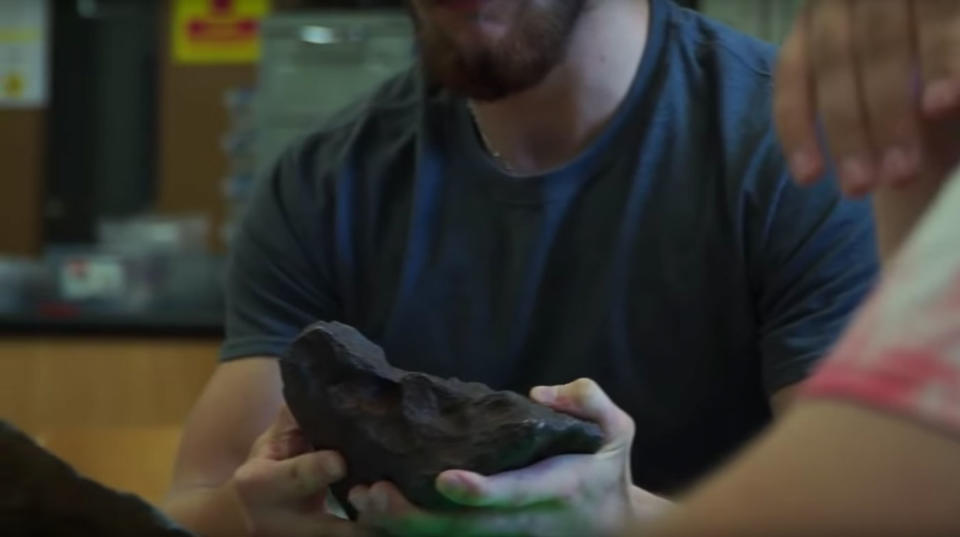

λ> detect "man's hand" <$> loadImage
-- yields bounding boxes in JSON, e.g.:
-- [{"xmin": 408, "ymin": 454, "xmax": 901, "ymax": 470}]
[
  {"xmin": 227, "ymin": 406, "xmax": 368, "ymax": 537},
  {"xmin": 349, "ymin": 378, "xmax": 670, "ymax": 537},
  {"xmin": 775, "ymin": 0, "xmax": 960, "ymax": 197}
]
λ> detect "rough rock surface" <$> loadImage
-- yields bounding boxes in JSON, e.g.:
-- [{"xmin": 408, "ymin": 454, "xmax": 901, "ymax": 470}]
[
  {"xmin": 0, "ymin": 421, "xmax": 193, "ymax": 537},
  {"xmin": 281, "ymin": 321, "xmax": 606, "ymax": 517}
]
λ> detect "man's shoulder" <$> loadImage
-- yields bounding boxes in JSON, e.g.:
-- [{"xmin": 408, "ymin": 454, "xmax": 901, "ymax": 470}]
[
  {"xmin": 653, "ymin": 3, "xmax": 793, "ymax": 191},
  {"xmin": 660, "ymin": 1, "xmax": 779, "ymax": 136},
  {"xmin": 665, "ymin": 2, "xmax": 778, "ymax": 83}
]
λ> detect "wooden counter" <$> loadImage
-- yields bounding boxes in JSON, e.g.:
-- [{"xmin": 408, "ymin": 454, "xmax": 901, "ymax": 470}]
[{"xmin": 0, "ymin": 336, "xmax": 219, "ymax": 504}]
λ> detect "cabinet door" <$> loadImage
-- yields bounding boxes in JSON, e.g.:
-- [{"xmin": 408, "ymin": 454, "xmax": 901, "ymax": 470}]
[{"xmin": 46, "ymin": 1, "xmax": 160, "ymax": 244}]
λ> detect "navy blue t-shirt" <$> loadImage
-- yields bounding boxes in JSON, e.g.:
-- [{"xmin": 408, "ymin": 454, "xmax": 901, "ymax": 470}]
[{"xmin": 224, "ymin": 0, "xmax": 878, "ymax": 494}]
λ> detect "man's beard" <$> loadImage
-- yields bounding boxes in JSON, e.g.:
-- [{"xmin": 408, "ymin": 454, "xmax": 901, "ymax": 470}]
[{"xmin": 414, "ymin": 0, "xmax": 585, "ymax": 101}]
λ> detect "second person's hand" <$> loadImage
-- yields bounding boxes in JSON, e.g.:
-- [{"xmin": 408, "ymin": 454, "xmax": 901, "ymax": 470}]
[{"xmin": 776, "ymin": 0, "xmax": 960, "ymax": 196}]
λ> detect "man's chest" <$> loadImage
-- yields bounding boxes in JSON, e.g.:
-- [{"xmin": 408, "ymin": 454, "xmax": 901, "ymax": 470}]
[{"xmin": 334, "ymin": 188, "xmax": 757, "ymax": 387}]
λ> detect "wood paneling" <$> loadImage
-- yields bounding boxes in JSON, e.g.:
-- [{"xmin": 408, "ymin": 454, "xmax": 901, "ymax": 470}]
[
  {"xmin": 35, "ymin": 425, "xmax": 184, "ymax": 504},
  {"xmin": 0, "ymin": 108, "xmax": 44, "ymax": 256},
  {"xmin": 0, "ymin": 336, "xmax": 218, "ymax": 430},
  {"xmin": 0, "ymin": 336, "xmax": 219, "ymax": 503}
]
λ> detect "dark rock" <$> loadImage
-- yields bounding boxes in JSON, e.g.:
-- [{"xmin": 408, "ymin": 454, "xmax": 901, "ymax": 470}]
[
  {"xmin": 281, "ymin": 321, "xmax": 606, "ymax": 517},
  {"xmin": 0, "ymin": 421, "xmax": 193, "ymax": 537}
]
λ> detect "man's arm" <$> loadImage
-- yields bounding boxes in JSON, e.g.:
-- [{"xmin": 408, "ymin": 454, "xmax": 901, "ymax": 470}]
[
  {"xmin": 162, "ymin": 358, "xmax": 283, "ymax": 533},
  {"xmin": 637, "ymin": 401, "xmax": 960, "ymax": 537},
  {"xmin": 161, "ymin": 137, "xmax": 353, "ymax": 535},
  {"xmin": 163, "ymin": 358, "xmax": 363, "ymax": 537},
  {"xmin": 167, "ymin": 358, "xmax": 283, "ymax": 491},
  {"xmin": 164, "ymin": 356, "xmax": 365, "ymax": 537}
]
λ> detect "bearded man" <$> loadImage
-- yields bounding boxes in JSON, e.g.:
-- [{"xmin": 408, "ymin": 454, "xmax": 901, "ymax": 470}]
[{"xmin": 163, "ymin": 1, "xmax": 877, "ymax": 536}]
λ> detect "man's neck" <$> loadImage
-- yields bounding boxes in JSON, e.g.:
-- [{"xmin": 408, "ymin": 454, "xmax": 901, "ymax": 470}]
[{"xmin": 470, "ymin": 0, "xmax": 650, "ymax": 175}]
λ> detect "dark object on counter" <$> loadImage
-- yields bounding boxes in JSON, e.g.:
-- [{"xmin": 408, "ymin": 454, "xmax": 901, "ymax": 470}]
[
  {"xmin": 0, "ymin": 421, "xmax": 193, "ymax": 537},
  {"xmin": 281, "ymin": 321, "xmax": 606, "ymax": 517}
]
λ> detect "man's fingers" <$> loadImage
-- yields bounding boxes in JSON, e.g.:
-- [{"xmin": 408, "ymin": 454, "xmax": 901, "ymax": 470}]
[
  {"xmin": 775, "ymin": 6, "xmax": 823, "ymax": 185},
  {"xmin": 351, "ymin": 481, "xmax": 446, "ymax": 536},
  {"xmin": 278, "ymin": 450, "xmax": 346, "ymax": 501},
  {"xmin": 531, "ymin": 378, "xmax": 634, "ymax": 446},
  {"xmin": 349, "ymin": 483, "xmax": 445, "ymax": 537},
  {"xmin": 351, "ymin": 481, "xmax": 422, "ymax": 519},
  {"xmin": 915, "ymin": 0, "xmax": 960, "ymax": 117},
  {"xmin": 236, "ymin": 450, "xmax": 345, "ymax": 503},
  {"xmin": 436, "ymin": 456, "xmax": 592, "ymax": 508},
  {"xmin": 250, "ymin": 406, "xmax": 310, "ymax": 461},
  {"xmin": 810, "ymin": 0, "xmax": 876, "ymax": 196},
  {"xmin": 853, "ymin": 0, "xmax": 921, "ymax": 186}
]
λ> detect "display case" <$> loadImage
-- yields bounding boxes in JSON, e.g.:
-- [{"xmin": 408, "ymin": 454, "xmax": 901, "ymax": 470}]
[
  {"xmin": 222, "ymin": 9, "xmax": 415, "ymax": 246},
  {"xmin": 255, "ymin": 10, "xmax": 414, "ymax": 177}
]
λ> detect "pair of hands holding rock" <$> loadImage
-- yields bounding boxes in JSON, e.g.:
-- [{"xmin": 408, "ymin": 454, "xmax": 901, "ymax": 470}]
[{"xmin": 228, "ymin": 376, "xmax": 647, "ymax": 537}]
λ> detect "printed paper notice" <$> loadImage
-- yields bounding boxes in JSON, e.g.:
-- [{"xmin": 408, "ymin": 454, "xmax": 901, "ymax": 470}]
[
  {"xmin": 0, "ymin": 0, "xmax": 48, "ymax": 108},
  {"xmin": 173, "ymin": 0, "xmax": 270, "ymax": 64}
]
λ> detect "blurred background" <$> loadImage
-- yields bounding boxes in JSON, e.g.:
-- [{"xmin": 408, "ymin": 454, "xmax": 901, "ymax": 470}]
[{"xmin": 0, "ymin": 0, "xmax": 799, "ymax": 507}]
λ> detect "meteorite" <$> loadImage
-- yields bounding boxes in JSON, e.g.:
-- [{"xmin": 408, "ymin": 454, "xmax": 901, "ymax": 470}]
[
  {"xmin": 281, "ymin": 321, "xmax": 606, "ymax": 517},
  {"xmin": 0, "ymin": 421, "xmax": 193, "ymax": 537}
]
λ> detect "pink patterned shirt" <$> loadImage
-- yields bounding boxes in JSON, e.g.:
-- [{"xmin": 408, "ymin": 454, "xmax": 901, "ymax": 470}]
[{"xmin": 802, "ymin": 174, "xmax": 960, "ymax": 432}]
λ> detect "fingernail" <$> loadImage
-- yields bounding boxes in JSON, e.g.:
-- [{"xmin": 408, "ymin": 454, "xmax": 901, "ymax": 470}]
[
  {"xmin": 370, "ymin": 488, "xmax": 389, "ymax": 513},
  {"xmin": 349, "ymin": 489, "xmax": 368, "ymax": 512},
  {"xmin": 438, "ymin": 472, "xmax": 481, "ymax": 503},
  {"xmin": 531, "ymin": 386, "xmax": 557, "ymax": 404},
  {"xmin": 881, "ymin": 145, "xmax": 919, "ymax": 185},
  {"xmin": 790, "ymin": 147, "xmax": 820, "ymax": 182},
  {"xmin": 840, "ymin": 156, "xmax": 874, "ymax": 194},
  {"xmin": 439, "ymin": 472, "xmax": 468, "ymax": 494},
  {"xmin": 323, "ymin": 456, "xmax": 345, "ymax": 479},
  {"xmin": 924, "ymin": 79, "xmax": 960, "ymax": 115}
]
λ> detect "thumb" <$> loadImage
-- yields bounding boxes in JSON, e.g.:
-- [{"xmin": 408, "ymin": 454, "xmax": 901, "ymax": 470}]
[
  {"xmin": 531, "ymin": 378, "xmax": 634, "ymax": 448},
  {"xmin": 259, "ymin": 450, "xmax": 347, "ymax": 503},
  {"xmin": 250, "ymin": 406, "xmax": 310, "ymax": 461}
]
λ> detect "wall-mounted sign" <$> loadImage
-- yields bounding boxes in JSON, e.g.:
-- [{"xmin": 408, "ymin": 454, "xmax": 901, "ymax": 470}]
[
  {"xmin": 172, "ymin": 0, "xmax": 270, "ymax": 64},
  {"xmin": 0, "ymin": 0, "xmax": 48, "ymax": 108}
]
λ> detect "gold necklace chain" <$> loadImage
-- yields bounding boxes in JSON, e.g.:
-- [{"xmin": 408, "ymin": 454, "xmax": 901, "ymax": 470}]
[{"xmin": 468, "ymin": 103, "xmax": 514, "ymax": 173}]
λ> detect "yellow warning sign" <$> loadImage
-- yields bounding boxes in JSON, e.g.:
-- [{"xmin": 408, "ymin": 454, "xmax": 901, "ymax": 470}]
[
  {"xmin": 0, "ymin": 0, "xmax": 47, "ymax": 107},
  {"xmin": 172, "ymin": 0, "xmax": 270, "ymax": 64},
  {"xmin": 2, "ymin": 72, "xmax": 24, "ymax": 98}
]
